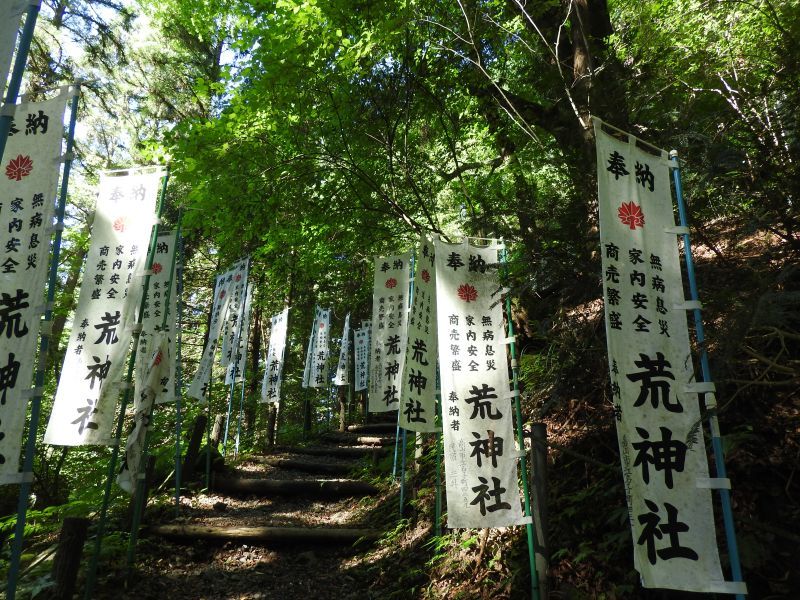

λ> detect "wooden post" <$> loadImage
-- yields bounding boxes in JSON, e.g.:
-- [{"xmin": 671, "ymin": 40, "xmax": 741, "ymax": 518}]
[
  {"xmin": 125, "ymin": 456, "xmax": 156, "ymax": 530},
  {"xmin": 182, "ymin": 414, "xmax": 207, "ymax": 481},
  {"xmin": 210, "ymin": 413, "xmax": 225, "ymax": 448},
  {"xmin": 338, "ymin": 386, "xmax": 347, "ymax": 432},
  {"xmin": 266, "ymin": 404, "xmax": 278, "ymax": 450},
  {"xmin": 530, "ymin": 423, "xmax": 549, "ymax": 600},
  {"xmin": 51, "ymin": 517, "xmax": 90, "ymax": 600}
]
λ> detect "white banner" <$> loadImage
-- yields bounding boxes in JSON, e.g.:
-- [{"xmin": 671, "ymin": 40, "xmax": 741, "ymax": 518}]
[
  {"xmin": 353, "ymin": 321, "xmax": 370, "ymax": 392},
  {"xmin": 260, "ymin": 308, "xmax": 288, "ymax": 404},
  {"xmin": 220, "ymin": 258, "xmax": 250, "ymax": 368},
  {"xmin": 44, "ymin": 168, "xmax": 164, "ymax": 446},
  {"xmin": 332, "ymin": 313, "xmax": 350, "ymax": 386},
  {"xmin": 302, "ymin": 306, "xmax": 330, "ymax": 389},
  {"xmin": 368, "ymin": 253, "xmax": 411, "ymax": 413},
  {"xmin": 135, "ymin": 231, "xmax": 178, "ymax": 405},
  {"xmin": 117, "ymin": 333, "xmax": 169, "ymax": 493},
  {"xmin": 0, "ymin": 1, "xmax": 25, "ymax": 100},
  {"xmin": 225, "ymin": 282, "xmax": 252, "ymax": 385},
  {"xmin": 400, "ymin": 237, "xmax": 438, "ymax": 432},
  {"xmin": 0, "ymin": 92, "xmax": 68, "ymax": 481},
  {"xmin": 594, "ymin": 117, "xmax": 724, "ymax": 592},
  {"xmin": 436, "ymin": 238, "xmax": 527, "ymax": 528},
  {"xmin": 187, "ymin": 258, "xmax": 248, "ymax": 402}
]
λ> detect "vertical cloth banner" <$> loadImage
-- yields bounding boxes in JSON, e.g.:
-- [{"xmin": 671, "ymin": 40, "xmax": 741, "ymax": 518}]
[
  {"xmin": 186, "ymin": 258, "xmax": 248, "ymax": 402},
  {"xmin": 0, "ymin": 91, "xmax": 68, "ymax": 480},
  {"xmin": 594, "ymin": 117, "xmax": 724, "ymax": 592},
  {"xmin": 0, "ymin": 1, "xmax": 26, "ymax": 99},
  {"xmin": 220, "ymin": 258, "xmax": 250, "ymax": 370},
  {"xmin": 368, "ymin": 253, "xmax": 411, "ymax": 413},
  {"xmin": 44, "ymin": 167, "xmax": 164, "ymax": 446},
  {"xmin": 260, "ymin": 307, "xmax": 289, "ymax": 404},
  {"xmin": 135, "ymin": 231, "xmax": 178, "ymax": 404},
  {"xmin": 116, "ymin": 333, "xmax": 169, "ymax": 493},
  {"xmin": 400, "ymin": 237, "xmax": 438, "ymax": 432},
  {"xmin": 353, "ymin": 320, "xmax": 370, "ymax": 392},
  {"xmin": 302, "ymin": 306, "xmax": 330, "ymax": 388},
  {"xmin": 332, "ymin": 312, "xmax": 350, "ymax": 386},
  {"xmin": 435, "ymin": 238, "xmax": 528, "ymax": 528},
  {"xmin": 226, "ymin": 282, "xmax": 252, "ymax": 385}
]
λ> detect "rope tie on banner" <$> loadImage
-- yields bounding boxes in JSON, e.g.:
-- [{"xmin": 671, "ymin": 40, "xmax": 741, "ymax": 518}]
[
  {"xmin": 696, "ymin": 477, "xmax": 732, "ymax": 490},
  {"xmin": 663, "ymin": 225, "xmax": 691, "ymax": 236},
  {"xmin": 0, "ymin": 472, "xmax": 35, "ymax": 485},
  {"xmin": 19, "ymin": 387, "xmax": 44, "ymax": 399},
  {"xmin": 58, "ymin": 151, "xmax": 75, "ymax": 162},
  {"xmin": 673, "ymin": 300, "xmax": 703, "ymax": 311}
]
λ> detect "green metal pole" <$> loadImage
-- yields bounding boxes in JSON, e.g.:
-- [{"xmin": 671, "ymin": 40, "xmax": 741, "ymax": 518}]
[
  {"xmin": 83, "ymin": 167, "xmax": 170, "ymax": 600},
  {"xmin": 434, "ymin": 366, "xmax": 442, "ymax": 538},
  {"xmin": 5, "ymin": 83, "xmax": 81, "ymax": 600},
  {"xmin": 500, "ymin": 244, "xmax": 541, "ymax": 600},
  {"xmin": 174, "ymin": 227, "xmax": 185, "ymax": 515},
  {"xmin": 126, "ymin": 219, "xmax": 182, "ymax": 573}
]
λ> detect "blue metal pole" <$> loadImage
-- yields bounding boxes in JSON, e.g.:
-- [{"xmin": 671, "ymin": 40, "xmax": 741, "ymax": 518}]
[
  {"xmin": 0, "ymin": 1, "xmax": 41, "ymax": 166},
  {"xmin": 5, "ymin": 82, "xmax": 80, "ymax": 600},
  {"xmin": 670, "ymin": 151, "xmax": 745, "ymax": 599}
]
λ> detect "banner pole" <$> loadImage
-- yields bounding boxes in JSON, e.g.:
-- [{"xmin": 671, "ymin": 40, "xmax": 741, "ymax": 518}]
[
  {"xmin": 126, "ymin": 216, "xmax": 182, "ymax": 574},
  {"xmin": 5, "ymin": 82, "xmax": 80, "ymax": 600},
  {"xmin": 0, "ymin": 0, "xmax": 41, "ymax": 165},
  {"xmin": 205, "ymin": 363, "xmax": 213, "ymax": 489},
  {"xmin": 500, "ymin": 244, "xmax": 541, "ymax": 600},
  {"xmin": 434, "ymin": 366, "xmax": 442, "ymax": 537},
  {"xmin": 174, "ymin": 225, "xmax": 185, "ymax": 515},
  {"xmin": 83, "ymin": 167, "xmax": 170, "ymax": 600},
  {"xmin": 669, "ymin": 152, "xmax": 745, "ymax": 599},
  {"xmin": 234, "ymin": 292, "xmax": 253, "ymax": 459}
]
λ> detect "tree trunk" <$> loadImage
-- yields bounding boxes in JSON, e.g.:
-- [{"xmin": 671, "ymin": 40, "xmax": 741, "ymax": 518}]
[
  {"xmin": 182, "ymin": 414, "xmax": 207, "ymax": 481},
  {"xmin": 51, "ymin": 517, "xmax": 90, "ymax": 600},
  {"xmin": 338, "ymin": 385, "xmax": 347, "ymax": 432}
]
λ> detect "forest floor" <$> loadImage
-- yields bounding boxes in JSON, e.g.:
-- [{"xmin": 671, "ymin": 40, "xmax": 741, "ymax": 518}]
[{"xmin": 88, "ymin": 431, "xmax": 432, "ymax": 600}]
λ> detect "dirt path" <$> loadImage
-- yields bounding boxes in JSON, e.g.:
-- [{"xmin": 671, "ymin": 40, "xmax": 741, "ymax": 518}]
[{"xmin": 92, "ymin": 434, "xmax": 396, "ymax": 600}]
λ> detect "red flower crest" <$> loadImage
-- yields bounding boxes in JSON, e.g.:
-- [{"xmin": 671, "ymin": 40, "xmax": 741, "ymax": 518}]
[
  {"xmin": 319, "ymin": 322, "xmax": 325, "ymax": 329},
  {"xmin": 235, "ymin": 274, "xmax": 242, "ymax": 282},
  {"xmin": 457, "ymin": 283, "xmax": 478, "ymax": 303},
  {"xmin": 5, "ymin": 154, "xmax": 33, "ymax": 181},
  {"xmin": 421, "ymin": 269, "xmax": 430, "ymax": 284},
  {"xmin": 113, "ymin": 217, "xmax": 126, "ymax": 232},
  {"xmin": 219, "ymin": 290, "xmax": 226, "ymax": 299},
  {"xmin": 385, "ymin": 277, "xmax": 397, "ymax": 289},
  {"xmin": 618, "ymin": 201, "xmax": 645, "ymax": 230},
  {"xmin": 151, "ymin": 262, "xmax": 163, "ymax": 275},
  {"xmin": 153, "ymin": 350, "xmax": 163, "ymax": 366}
]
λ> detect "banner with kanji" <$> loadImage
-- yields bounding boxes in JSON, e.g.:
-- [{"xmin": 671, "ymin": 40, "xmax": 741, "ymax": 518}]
[
  {"xmin": 0, "ymin": 1, "xmax": 25, "ymax": 100},
  {"xmin": 353, "ymin": 321, "xmax": 370, "ymax": 392},
  {"xmin": 400, "ymin": 237, "xmax": 438, "ymax": 432},
  {"xmin": 594, "ymin": 117, "xmax": 724, "ymax": 592},
  {"xmin": 0, "ymin": 91, "xmax": 68, "ymax": 480},
  {"xmin": 332, "ymin": 313, "xmax": 350, "ymax": 386},
  {"xmin": 301, "ymin": 306, "xmax": 330, "ymax": 388},
  {"xmin": 220, "ymin": 258, "xmax": 250, "ymax": 370},
  {"xmin": 225, "ymin": 282, "xmax": 252, "ymax": 385},
  {"xmin": 117, "ymin": 333, "xmax": 169, "ymax": 493},
  {"xmin": 45, "ymin": 167, "xmax": 164, "ymax": 446},
  {"xmin": 135, "ymin": 231, "xmax": 177, "ymax": 405},
  {"xmin": 260, "ymin": 308, "xmax": 288, "ymax": 404},
  {"xmin": 368, "ymin": 253, "xmax": 411, "ymax": 413},
  {"xmin": 187, "ymin": 258, "xmax": 248, "ymax": 402},
  {"xmin": 435, "ymin": 238, "xmax": 527, "ymax": 528}
]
